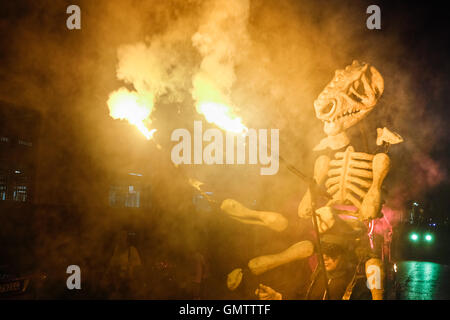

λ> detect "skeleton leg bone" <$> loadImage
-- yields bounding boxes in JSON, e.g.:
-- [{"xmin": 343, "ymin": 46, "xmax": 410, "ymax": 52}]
[
  {"xmin": 248, "ymin": 241, "xmax": 314, "ymax": 276},
  {"xmin": 220, "ymin": 199, "xmax": 288, "ymax": 232}
]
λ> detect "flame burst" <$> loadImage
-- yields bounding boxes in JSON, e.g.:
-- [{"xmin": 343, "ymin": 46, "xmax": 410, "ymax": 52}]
[
  {"xmin": 107, "ymin": 87, "xmax": 156, "ymax": 139},
  {"xmin": 191, "ymin": 0, "xmax": 250, "ymax": 135},
  {"xmin": 197, "ymin": 102, "xmax": 247, "ymax": 134}
]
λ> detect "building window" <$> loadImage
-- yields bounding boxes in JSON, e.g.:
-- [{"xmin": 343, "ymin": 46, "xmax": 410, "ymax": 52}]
[
  {"xmin": 13, "ymin": 185, "xmax": 27, "ymax": 202},
  {"xmin": 18, "ymin": 139, "xmax": 32, "ymax": 147},
  {"xmin": 109, "ymin": 185, "xmax": 141, "ymax": 208},
  {"xmin": 0, "ymin": 175, "xmax": 7, "ymax": 201}
]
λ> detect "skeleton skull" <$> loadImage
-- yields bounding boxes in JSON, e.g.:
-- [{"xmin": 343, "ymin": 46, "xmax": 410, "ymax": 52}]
[{"xmin": 314, "ymin": 60, "xmax": 384, "ymax": 137}]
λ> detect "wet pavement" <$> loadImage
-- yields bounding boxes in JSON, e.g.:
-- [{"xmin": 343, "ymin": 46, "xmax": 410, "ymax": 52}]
[{"xmin": 396, "ymin": 261, "xmax": 450, "ymax": 300}]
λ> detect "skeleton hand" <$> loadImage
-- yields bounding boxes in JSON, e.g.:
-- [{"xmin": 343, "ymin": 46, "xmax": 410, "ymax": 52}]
[
  {"xmin": 314, "ymin": 206, "xmax": 336, "ymax": 233},
  {"xmin": 255, "ymin": 284, "xmax": 282, "ymax": 300}
]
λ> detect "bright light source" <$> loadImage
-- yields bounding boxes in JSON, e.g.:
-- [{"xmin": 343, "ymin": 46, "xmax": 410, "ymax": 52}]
[
  {"xmin": 425, "ymin": 234, "xmax": 433, "ymax": 242},
  {"xmin": 413, "ymin": 202, "xmax": 419, "ymax": 206},
  {"xmin": 393, "ymin": 263, "xmax": 398, "ymax": 273},
  {"xmin": 410, "ymin": 233, "xmax": 419, "ymax": 241}
]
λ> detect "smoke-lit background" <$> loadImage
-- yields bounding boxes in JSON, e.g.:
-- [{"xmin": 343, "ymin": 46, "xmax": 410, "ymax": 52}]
[{"xmin": 0, "ymin": 0, "xmax": 449, "ymax": 299}]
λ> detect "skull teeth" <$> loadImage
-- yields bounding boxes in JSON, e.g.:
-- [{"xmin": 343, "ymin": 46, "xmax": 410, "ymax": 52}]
[{"xmin": 323, "ymin": 109, "xmax": 361, "ymax": 123}]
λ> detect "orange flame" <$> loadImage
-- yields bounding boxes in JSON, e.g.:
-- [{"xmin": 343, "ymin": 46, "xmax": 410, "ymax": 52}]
[
  {"xmin": 197, "ymin": 101, "xmax": 247, "ymax": 134},
  {"xmin": 107, "ymin": 87, "xmax": 156, "ymax": 140}
]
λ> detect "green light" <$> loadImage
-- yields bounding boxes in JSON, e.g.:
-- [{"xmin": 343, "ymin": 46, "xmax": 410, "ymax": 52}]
[
  {"xmin": 410, "ymin": 233, "xmax": 419, "ymax": 241},
  {"xmin": 425, "ymin": 234, "xmax": 433, "ymax": 242}
]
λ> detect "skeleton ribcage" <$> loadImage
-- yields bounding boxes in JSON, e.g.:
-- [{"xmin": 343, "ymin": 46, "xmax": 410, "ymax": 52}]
[{"xmin": 325, "ymin": 146, "xmax": 374, "ymax": 209}]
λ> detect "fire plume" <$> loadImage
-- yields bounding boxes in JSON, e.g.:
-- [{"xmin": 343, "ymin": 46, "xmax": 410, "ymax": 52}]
[
  {"xmin": 197, "ymin": 101, "xmax": 247, "ymax": 134},
  {"xmin": 107, "ymin": 87, "xmax": 156, "ymax": 140}
]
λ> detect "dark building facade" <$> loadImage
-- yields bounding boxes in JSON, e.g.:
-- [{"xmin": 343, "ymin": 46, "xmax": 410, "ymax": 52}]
[{"xmin": 0, "ymin": 101, "xmax": 41, "ymax": 204}]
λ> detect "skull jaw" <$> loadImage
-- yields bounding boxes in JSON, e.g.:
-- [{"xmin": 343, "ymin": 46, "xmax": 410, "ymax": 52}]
[
  {"xmin": 322, "ymin": 108, "xmax": 371, "ymax": 136},
  {"xmin": 323, "ymin": 121, "xmax": 343, "ymax": 136}
]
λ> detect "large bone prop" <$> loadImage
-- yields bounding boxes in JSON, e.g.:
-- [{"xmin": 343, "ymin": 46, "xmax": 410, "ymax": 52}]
[
  {"xmin": 248, "ymin": 241, "xmax": 314, "ymax": 275},
  {"xmin": 226, "ymin": 241, "xmax": 314, "ymax": 291},
  {"xmin": 298, "ymin": 155, "xmax": 330, "ymax": 218},
  {"xmin": 360, "ymin": 153, "xmax": 390, "ymax": 220},
  {"xmin": 220, "ymin": 199, "xmax": 288, "ymax": 232}
]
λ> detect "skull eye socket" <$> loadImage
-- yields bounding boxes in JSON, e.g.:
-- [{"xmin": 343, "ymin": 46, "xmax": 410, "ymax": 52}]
[
  {"xmin": 322, "ymin": 101, "xmax": 335, "ymax": 114},
  {"xmin": 347, "ymin": 80, "xmax": 363, "ymax": 103},
  {"xmin": 353, "ymin": 80, "xmax": 365, "ymax": 95}
]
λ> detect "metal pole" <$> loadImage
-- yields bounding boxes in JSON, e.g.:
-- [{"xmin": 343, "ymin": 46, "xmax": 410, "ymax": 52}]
[{"xmin": 309, "ymin": 180, "xmax": 331, "ymax": 300}]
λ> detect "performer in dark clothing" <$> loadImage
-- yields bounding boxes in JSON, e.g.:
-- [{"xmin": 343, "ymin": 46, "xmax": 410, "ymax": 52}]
[
  {"xmin": 256, "ymin": 234, "xmax": 372, "ymax": 300},
  {"xmin": 300, "ymin": 238, "xmax": 371, "ymax": 300}
]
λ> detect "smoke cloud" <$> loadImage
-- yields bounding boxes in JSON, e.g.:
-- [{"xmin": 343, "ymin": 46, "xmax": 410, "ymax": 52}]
[{"xmin": 0, "ymin": 0, "xmax": 448, "ymax": 299}]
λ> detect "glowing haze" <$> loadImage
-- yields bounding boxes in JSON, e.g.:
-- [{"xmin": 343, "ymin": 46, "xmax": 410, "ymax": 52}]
[{"xmin": 191, "ymin": 0, "xmax": 250, "ymax": 134}]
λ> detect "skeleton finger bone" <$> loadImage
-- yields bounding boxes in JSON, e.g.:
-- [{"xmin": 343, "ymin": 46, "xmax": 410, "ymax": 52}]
[
  {"xmin": 248, "ymin": 241, "xmax": 314, "ymax": 275},
  {"xmin": 220, "ymin": 199, "xmax": 288, "ymax": 232}
]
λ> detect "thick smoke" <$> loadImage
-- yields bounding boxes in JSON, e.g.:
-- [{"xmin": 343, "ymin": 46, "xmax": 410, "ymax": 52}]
[
  {"xmin": 0, "ymin": 0, "xmax": 448, "ymax": 298},
  {"xmin": 191, "ymin": 0, "xmax": 250, "ymax": 111}
]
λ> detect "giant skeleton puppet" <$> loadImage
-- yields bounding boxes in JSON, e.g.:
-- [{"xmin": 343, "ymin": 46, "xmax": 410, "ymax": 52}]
[{"xmin": 220, "ymin": 60, "xmax": 403, "ymax": 300}]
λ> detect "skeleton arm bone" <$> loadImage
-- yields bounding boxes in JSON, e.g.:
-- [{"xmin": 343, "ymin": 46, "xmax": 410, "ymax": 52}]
[
  {"xmin": 220, "ymin": 199, "xmax": 288, "ymax": 232},
  {"xmin": 298, "ymin": 155, "xmax": 331, "ymax": 218},
  {"xmin": 360, "ymin": 153, "xmax": 390, "ymax": 220},
  {"xmin": 226, "ymin": 241, "xmax": 314, "ymax": 291},
  {"xmin": 248, "ymin": 241, "xmax": 314, "ymax": 275}
]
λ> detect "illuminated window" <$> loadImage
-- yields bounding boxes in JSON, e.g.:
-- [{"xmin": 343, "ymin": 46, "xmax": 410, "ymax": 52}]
[
  {"xmin": 13, "ymin": 185, "xmax": 27, "ymax": 202},
  {"xmin": 125, "ymin": 185, "xmax": 140, "ymax": 208},
  {"xmin": 0, "ymin": 175, "xmax": 6, "ymax": 201},
  {"xmin": 109, "ymin": 185, "xmax": 141, "ymax": 208},
  {"xmin": 18, "ymin": 139, "xmax": 32, "ymax": 147}
]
